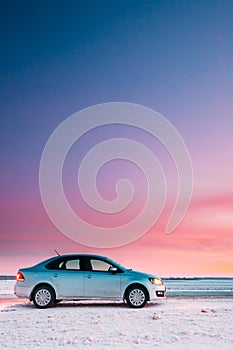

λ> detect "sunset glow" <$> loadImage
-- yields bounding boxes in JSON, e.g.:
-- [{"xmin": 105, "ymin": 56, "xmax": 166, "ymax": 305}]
[{"xmin": 1, "ymin": 1, "xmax": 232, "ymax": 276}]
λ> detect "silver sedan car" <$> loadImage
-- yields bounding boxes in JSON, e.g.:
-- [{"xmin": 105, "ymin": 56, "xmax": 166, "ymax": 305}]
[{"xmin": 14, "ymin": 254, "xmax": 166, "ymax": 308}]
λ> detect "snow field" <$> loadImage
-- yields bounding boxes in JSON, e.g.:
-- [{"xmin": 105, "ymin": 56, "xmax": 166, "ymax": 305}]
[{"xmin": 0, "ymin": 280, "xmax": 232, "ymax": 349}]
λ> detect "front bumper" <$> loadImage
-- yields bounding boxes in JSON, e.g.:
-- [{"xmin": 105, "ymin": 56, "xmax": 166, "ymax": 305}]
[
  {"xmin": 148, "ymin": 284, "xmax": 166, "ymax": 301},
  {"xmin": 155, "ymin": 290, "xmax": 166, "ymax": 297}
]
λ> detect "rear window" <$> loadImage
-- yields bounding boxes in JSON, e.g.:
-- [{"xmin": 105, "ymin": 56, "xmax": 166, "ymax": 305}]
[{"xmin": 45, "ymin": 258, "xmax": 64, "ymax": 270}]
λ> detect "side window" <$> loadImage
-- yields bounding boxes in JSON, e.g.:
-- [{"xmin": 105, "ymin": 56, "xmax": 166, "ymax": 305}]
[
  {"xmin": 45, "ymin": 258, "xmax": 80, "ymax": 270},
  {"xmin": 65, "ymin": 259, "xmax": 80, "ymax": 270},
  {"xmin": 90, "ymin": 259, "xmax": 112, "ymax": 272}
]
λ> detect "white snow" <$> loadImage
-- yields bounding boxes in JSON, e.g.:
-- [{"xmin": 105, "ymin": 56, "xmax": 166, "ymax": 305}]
[
  {"xmin": 0, "ymin": 280, "xmax": 232, "ymax": 349},
  {"xmin": 0, "ymin": 280, "xmax": 16, "ymax": 298}
]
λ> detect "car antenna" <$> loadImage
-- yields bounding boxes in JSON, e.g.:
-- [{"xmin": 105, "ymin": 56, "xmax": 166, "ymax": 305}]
[{"xmin": 54, "ymin": 249, "xmax": 60, "ymax": 256}]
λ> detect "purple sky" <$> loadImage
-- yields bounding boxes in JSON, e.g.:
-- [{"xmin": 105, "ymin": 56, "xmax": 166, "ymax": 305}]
[{"xmin": 1, "ymin": 1, "xmax": 233, "ymax": 275}]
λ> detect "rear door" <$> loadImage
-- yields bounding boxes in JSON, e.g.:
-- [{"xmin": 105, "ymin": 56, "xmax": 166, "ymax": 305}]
[{"xmin": 48, "ymin": 257, "xmax": 84, "ymax": 298}]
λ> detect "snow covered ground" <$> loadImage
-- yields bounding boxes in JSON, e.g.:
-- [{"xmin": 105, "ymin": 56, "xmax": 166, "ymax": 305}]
[
  {"xmin": 0, "ymin": 280, "xmax": 232, "ymax": 349},
  {"xmin": 165, "ymin": 277, "xmax": 233, "ymax": 296}
]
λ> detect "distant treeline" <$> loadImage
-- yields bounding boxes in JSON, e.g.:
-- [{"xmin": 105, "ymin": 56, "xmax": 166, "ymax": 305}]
[{"xmin": 0, "ymin": 276, "xmax": 16, "ymax": 280}]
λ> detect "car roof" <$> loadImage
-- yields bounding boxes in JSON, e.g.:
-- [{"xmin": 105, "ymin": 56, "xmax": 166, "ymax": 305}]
[
  {"xmin": 39, "ymin": 254, "xmax": 111, "ymax": 266},
  {"xmin": 30, "ymin": 254, "xmax": 126, "ymax": 270},
  {"xmin": 51, "ymin": 254, "xmax": 109, "ymax": 259}
]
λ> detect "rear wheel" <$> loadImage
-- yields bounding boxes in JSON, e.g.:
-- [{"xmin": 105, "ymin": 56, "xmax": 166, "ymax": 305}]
[
  {"xmin": 126, "ymin": 286, "xmax": 148, "ymax": 308},
  {"xmin": 32, "ymin": 285, "xmax": 55, "ymax": 309}
]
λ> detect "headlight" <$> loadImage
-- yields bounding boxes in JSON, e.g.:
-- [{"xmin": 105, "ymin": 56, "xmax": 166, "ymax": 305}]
[{"xmin": 149, "ymin": 278, "xmax": 163, "ymax": 285}]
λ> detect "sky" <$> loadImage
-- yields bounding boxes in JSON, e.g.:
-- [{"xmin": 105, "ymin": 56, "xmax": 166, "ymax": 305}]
[{"xmin": 1, "ymin": 0, "xmax": 233, "ymax": 276}]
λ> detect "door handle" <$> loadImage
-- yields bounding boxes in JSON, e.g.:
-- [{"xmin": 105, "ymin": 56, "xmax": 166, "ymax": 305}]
[
  {"xmin": 86, "ymin": 275, "xmax": 92, "ymax": 279},
  {"xmin": 53, "ymin": 274, "xmax": 58, "ymax": 277}
]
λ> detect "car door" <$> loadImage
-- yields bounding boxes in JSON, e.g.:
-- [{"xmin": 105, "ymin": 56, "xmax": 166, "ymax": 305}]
[
  {"xmin": 84, "ymin": 258, "xmax": 121, "ymax": 298},
  {"xmin": 49, "ymin": 257, "xmax": 84, "ymax": 298}
]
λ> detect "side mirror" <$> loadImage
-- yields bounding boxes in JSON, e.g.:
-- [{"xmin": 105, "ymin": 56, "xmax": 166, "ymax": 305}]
[{"xmin": 109, "ymin": 266, "xmax": 118, "ymax": 273}]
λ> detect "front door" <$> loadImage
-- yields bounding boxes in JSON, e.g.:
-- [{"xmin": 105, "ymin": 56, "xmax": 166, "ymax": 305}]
[{"xmin": 84, "ymin": 258, "xmax": 121, "ymax": 298}]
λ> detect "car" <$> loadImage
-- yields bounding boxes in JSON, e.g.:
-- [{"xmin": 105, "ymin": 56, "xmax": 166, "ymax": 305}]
[{"xmin": 14, "ymin": 254, "xmax": 166, "ymax": 309}]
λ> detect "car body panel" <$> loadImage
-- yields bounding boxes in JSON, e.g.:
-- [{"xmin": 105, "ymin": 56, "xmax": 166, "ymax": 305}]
[
  {"xmin": 49, "ymin": 270, "xmax": 84, "ymax": 298},
  {"xmin": 14, "ymin": 254, "xmax": 166, "ymax": 304},
  {"xmin": 84, "ymin": 271, "xmax": 122, "ymax": 298}
]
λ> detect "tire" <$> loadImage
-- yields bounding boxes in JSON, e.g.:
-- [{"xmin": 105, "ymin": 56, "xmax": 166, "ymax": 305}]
[
  {"xmin": 32, "ymin": 285, "xmax": 55, "ymax": 309},
  {"xmin": 126, "ymin": 285, "xmax": 148, "ymax": 308}
]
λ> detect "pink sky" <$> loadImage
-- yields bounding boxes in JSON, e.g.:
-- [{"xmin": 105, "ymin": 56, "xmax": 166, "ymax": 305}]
[{"xmin": 1, "ymin": 184, "xmax": 232, "ymax": 276}]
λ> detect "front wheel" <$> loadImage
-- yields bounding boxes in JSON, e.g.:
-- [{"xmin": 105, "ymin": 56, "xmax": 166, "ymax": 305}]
[
  {"xmin": 32, "ymin": 285, "xmax": 55, "ymax": 309},
  {"xmin": 126, "ymin": 286, "xmax": 148, "ymax": 308}
]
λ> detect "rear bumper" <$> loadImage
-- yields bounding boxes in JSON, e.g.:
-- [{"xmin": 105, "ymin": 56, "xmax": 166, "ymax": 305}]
[{"xmin": 14, "ymin": 283, "xmax": 32, "ymax": 299}]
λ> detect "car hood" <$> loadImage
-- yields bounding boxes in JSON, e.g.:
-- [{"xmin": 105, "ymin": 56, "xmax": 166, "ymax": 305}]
[{"xmin": 125, "ymin": 269, "xmax": 157, "ymax": 279}]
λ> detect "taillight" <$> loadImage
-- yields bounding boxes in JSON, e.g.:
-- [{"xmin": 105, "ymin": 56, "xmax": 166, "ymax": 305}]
[{"xmin": 16, "ymin": 271, "xmax": 25, "ymax": 282}]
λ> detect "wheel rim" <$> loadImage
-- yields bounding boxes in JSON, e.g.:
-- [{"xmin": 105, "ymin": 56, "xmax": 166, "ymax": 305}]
[
  {"xmin": 129, "ymin": 288, "xmax": 145, "ymax": 306},
  {"xmin": 35, "ymin": 289, "xmax": 51, "ymax": 306}
]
